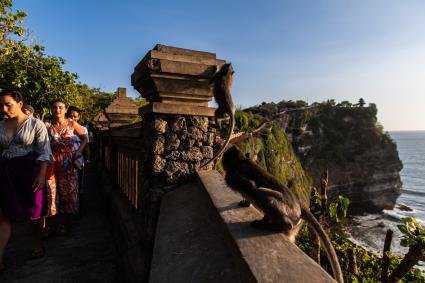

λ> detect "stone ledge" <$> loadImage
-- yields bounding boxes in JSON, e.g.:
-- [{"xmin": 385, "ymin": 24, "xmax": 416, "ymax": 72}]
[
  {"xmin": 197, "ymin": 170, "xmax": 336, "ymax": 283},
  {"xmin": 149, "ymin": 50, "xmax": 225, "ymax": 65},
  {"xmin": 155, "ymin": 44, "xmax": 217, "ymax": 59},
  {"xmin": 139, "ymin": 102, "xmax": 215, "ymax": 117},
  {"xmin": 150, "ymin": 182, "xmax": 255, "ymax": 283}
]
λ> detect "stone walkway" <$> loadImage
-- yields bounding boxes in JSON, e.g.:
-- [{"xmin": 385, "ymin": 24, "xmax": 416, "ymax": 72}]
[{"xmin": 0, "ymin": 172, "xmax": 118, "ymax": 282}]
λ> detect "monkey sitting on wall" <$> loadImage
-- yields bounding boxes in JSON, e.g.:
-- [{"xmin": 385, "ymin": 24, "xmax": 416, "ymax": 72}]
[
  {"xmin": 201, "ymin": 63, "xmax": 235, "ymax": 169},
  {"xmin": 222, "ymin": 146, "xmax": 344, "ymax": 283}
]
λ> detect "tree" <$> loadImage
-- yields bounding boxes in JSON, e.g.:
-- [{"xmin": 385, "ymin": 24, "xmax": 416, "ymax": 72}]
[
  {"xmin": 0, "ymin": 44, "xmax": 83, "ymax": 117},
  {"xmin": 0, "ymin": 1, "xmax": 82, "ymax": 117},
  {"xmin": 0, "ymin": 0, "xmax": 119, "ymax": 120},
  {"xmin": 76, "ymin": 84, "xmax": 116, "ymax": 123},
  {"xmin": 358, "ymin": 98, "xmax": 366, "ymax": 107},
  {"xmin": 0, "ymin": 0, "xmax": 26, "ymax": 52},
  {"xmin": 337, "ymin": 101, "xmax": 352, "ymax": 107},
  {"xmin": 326, "ymin": 99, "xmax": 336, "ymax": 106}
]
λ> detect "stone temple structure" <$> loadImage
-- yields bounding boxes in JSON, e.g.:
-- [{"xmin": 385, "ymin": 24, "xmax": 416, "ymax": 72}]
[{"xmin": 93, "ymin": 87, "xmax": 139, "ymax": 129}]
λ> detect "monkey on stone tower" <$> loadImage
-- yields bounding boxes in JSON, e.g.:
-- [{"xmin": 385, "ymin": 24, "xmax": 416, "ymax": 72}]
[
  {"xmin": 221, "ymin": 146, "xmax": 344, "ymax": 283},
  {"xmin": 201, "ymin": 63, "xmax": 235, "ymax": 169}
]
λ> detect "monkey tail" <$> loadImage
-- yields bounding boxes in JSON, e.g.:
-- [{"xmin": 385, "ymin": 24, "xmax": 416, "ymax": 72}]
[
  {"xmin": 201, "ymin": 113, "xmax": 235, "ymax": 169},
  {"xmin": 301, "ymin": 209, "xmax": 344, "ymax": 283}
]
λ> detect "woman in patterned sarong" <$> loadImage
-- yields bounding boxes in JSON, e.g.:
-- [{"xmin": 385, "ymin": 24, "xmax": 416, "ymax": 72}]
[
  {"xmin": 45, "ymin": 100, "xmax": 87, "ymax": 235},
  {"xmin": 0, "ymin": 90, "xmax": 53, "ymax": 271}
]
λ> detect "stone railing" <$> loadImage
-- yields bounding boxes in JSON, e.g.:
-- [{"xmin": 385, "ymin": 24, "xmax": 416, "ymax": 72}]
[{"xmin": 96, "ymin": 44, "xmax": 222, "ymax": 282}]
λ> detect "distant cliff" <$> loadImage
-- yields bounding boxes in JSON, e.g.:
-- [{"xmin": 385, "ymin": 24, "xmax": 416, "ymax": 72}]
[{"xmin": 243, "ymin": 100, "xmax": 403, "ymax": 214}]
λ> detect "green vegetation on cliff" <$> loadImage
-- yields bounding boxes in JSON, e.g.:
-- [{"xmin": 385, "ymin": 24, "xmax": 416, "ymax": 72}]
[
  {"xmin": 288, "ymin": 101, "xmax": 397, "ymax": 166},
  {"xmin": 229, "ymin": 111, "xmax": 312, "ymax": 204}
]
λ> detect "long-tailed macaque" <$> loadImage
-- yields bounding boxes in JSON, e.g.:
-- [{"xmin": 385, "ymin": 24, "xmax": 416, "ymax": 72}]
[
  {"xmin": 222, "ymin": 146, "xmax": 344, "ymax": 283},
  {"xmin": 201, "ymin": 63, "xmax": 235, "ymax": 169}
]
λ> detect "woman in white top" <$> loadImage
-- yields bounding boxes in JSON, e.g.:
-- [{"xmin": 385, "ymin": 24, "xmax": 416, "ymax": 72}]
[{"xmin": 0, "ymin": 90, "xmax": 53, "ymax": 271}]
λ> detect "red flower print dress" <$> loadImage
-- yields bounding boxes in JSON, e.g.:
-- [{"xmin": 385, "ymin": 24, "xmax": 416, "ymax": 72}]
[{"xmin": 46, "ymin": 119, "xmax": 79, "ymax": 214}]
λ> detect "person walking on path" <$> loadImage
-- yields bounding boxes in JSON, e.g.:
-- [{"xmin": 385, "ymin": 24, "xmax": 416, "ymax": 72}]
[
  {"xmin": 0, "ymin": 90, "xmax": 53, "ymax": 272},
  {"xmin": 67, "ymin": 106, "xmax": 91, "ymax": 218},
  {"xmin": 45, "ymin": 100, "xmax": 87, "ymax": 235}
]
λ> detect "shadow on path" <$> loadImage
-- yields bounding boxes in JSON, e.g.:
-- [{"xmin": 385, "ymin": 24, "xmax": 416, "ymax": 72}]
[{"xmin": 1, "ymin": 171, "xmax": 118, "ymax": 282}]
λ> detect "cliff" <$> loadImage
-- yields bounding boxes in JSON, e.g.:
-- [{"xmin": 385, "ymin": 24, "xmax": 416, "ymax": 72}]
[{"xmin": 244, "ymin": 100, "xmax": 403, "ymax": 214}]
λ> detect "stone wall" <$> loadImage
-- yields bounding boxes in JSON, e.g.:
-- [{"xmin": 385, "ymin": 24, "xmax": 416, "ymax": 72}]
[{"xmin": 149, "ymin": 114, "xmax": 216, "ymax": 183}]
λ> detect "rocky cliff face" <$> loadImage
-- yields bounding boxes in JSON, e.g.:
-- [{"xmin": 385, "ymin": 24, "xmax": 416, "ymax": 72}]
[{"xmin": 245, "ymin": 100, "xmax": 403, "ymax": 214}]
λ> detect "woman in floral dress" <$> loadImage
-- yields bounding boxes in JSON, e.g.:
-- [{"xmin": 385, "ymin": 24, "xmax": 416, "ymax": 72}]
[{"xmin": 45, "ymin": 100, "xmax": 87, "ymax": 234}]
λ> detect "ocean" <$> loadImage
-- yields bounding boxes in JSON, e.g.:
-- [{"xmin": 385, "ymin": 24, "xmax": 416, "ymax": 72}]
[{"xmin": 347, "ymin": 131, "xmax": 425, "ymax": 267}]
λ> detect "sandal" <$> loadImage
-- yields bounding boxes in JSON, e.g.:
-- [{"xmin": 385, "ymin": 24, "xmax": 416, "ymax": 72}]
[{"xmin": 29, "ymin": 247, "xmax": 45, "ymax": 260}]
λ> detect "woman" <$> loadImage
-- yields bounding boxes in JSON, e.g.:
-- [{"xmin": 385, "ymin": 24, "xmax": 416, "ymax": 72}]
[
  {"xmin": 45, "ymin": 100, "xmax": 87, "ymax": 234},
  {"xmin": 0, "ymin": 90, "xmax": 53, "ymax": 271},
  {"xmin": 67, "ymin": 106, "xmax": 90, "ymax": 219}
]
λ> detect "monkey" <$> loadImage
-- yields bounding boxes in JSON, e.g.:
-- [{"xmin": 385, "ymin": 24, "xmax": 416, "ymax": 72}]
[
  {"xmin": 201, "ymin": 63, "xmax": 236, "ymax": 169},
  {"xmin": 221, "ymin": 146, "xmax": 344, "ymax": 283}
]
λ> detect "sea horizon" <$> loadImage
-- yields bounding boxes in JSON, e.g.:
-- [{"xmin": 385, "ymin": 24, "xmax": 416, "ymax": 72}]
[{"xmin": 388, "ymin": 130, "xmax": 425, "ymax": 132}]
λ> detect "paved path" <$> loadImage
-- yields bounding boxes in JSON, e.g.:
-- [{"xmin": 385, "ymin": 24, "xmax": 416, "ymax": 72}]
[{"xmin": 0, "ymin": 172, "xmax": 118, "ymax": 282}]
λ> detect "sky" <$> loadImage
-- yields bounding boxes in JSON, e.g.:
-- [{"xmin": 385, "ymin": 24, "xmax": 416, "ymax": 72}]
[{"xmin": 14, "ymin": 0, "xmax": 425, "ymax": 131}]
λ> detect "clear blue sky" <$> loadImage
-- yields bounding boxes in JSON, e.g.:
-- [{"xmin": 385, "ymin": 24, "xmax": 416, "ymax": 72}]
[{"xmin": 15, "ymin": 0, "xmax": 425, "ymax": 130}]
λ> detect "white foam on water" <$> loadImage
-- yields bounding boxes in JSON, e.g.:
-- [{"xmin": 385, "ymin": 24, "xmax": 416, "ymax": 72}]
[{"xmin": 348, "ymin": 212, "xmax": 425, "ymax": 271}]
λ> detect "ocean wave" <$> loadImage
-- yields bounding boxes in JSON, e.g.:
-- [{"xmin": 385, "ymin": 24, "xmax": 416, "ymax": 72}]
[
  {"xmin": 348, "ymin": 213, "xmax": 425, "ymax": 271},
  {"xmin": 382, "ymin": 209, "xmax": 425, "ymax": 225},
  {"xmin": 401, "ymin": 188, "xmax": 425, "ymax": 197}
]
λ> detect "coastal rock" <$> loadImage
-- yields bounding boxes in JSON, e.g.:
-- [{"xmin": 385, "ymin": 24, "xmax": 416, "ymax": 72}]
[
  {"xmin": 286, "ymin": 104, "xmax": 403, "ymax": 214},
  {"xmin": 325, "ymin": 162, "xmax": 402, "ymax": 214},
  {"xmin": 244, "ymin": 101, "xmax": 403, "ymax": 214}
]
